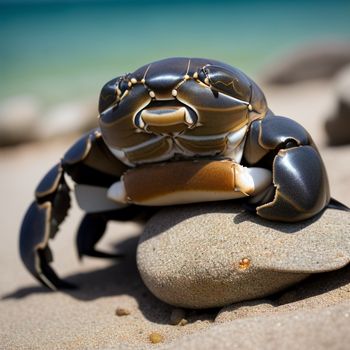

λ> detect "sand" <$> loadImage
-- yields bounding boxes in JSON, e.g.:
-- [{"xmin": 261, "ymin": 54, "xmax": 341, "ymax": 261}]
[{"xmin": 0, "ymin": 81, "xmax": 349, "ymax": 349}]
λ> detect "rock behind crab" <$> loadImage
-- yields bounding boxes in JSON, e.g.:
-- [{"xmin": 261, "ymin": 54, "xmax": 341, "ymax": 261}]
[{"xmin": 137, "ymin": 203, "xmax": 350, "ymax": 309}]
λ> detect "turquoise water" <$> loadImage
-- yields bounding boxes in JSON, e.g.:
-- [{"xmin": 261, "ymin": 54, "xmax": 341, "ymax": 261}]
[{"xmin": 1, "ymin": 0, "xmax": 349, "ymax": 105}]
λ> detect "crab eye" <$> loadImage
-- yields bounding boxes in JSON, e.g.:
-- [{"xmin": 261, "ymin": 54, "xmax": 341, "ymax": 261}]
[
  {"xmin": 197, "ymin": 68, "xmax": 210, "ymax": 86},
  {"xmin": 99, "ymin": 76, "xmax": 122, "ymax": 113},
  {"xmin": 118, "ymin": 78, "xmax": 130, "ymax": 97}
]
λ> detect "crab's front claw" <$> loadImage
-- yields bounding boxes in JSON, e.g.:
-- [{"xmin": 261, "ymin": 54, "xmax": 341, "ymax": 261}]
[
  {"xmin": 20, "ymin": 201, "xmax": 75, "ymax": 289},
  {"xmin": 256, "ymin": 145, "xmax": 330, "ymax": 222},
  {"xmin": 19, "ymin": 164, "xmax": 75, "ymax": 290},
  {"xmin": 244, "ymin": 114, "xmax": 330, "ymax": 222}
]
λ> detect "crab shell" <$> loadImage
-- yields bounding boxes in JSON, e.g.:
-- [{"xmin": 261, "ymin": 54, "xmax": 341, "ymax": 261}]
[{"xmin": 98, "ymin": 57, "xmax": 268, "ymax": 167}]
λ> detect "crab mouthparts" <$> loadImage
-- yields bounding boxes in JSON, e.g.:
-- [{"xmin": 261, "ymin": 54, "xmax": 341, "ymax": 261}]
[{"xmin": 136, "ymin": 106, "xmax": 196, "ymax": 129}]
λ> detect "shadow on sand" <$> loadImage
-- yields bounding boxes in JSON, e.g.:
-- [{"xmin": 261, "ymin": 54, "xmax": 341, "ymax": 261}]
[{"xmin": 2, "ymin": 233, "xmax": 219, "ymax": 324}]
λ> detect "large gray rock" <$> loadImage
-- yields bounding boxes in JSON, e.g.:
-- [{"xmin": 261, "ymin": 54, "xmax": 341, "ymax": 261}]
[
  {"xmin": 137, "ymin": 203, "xmax": 350, "ymax": 309},
  {"xmin": 325, "ymin": 64, "xmax": 350, "ymax": 145},
  {"xmin": 260, "ymin": 41, "xmax": 350, "ymax": 85}
]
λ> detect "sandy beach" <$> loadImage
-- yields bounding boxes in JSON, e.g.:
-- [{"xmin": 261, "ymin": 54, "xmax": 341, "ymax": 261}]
[{"xmin": 0, "ymin": 81, "xmax": 349, "ymax": 349}]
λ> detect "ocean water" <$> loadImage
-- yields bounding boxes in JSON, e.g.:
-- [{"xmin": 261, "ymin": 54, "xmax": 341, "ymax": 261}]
[{"xmin": 1, "ymin": 0, "xmax": 349, "ymax": 105}]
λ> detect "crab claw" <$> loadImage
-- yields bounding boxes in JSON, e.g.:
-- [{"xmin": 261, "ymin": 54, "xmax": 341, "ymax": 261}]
[
  {"xmin": 20, "ymin": 202, "xmax": 76, "ymax": 290},
  {"xmin": 244, "ymin": 115, "xmax": 331, "ymax": 222},
  {"xmin": 19, "ymin": 164, "xmax": 75, "ymax": 290},
  {"xmin": 256, "ymin": 146, "xmax": 330, "ymax": 222}
]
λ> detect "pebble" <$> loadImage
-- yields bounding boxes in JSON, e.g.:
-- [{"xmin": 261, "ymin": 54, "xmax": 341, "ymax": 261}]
[
  {"xmin": 149, "ymin": 332, "xmax": 164, "ymax": 344},
  {"xmin": 115, "ymin": 308, "xmax": 131, "ymax": 316},
  {"xmin": 170, "ymin": 308, "xmax": 187, "ymax": 325}
]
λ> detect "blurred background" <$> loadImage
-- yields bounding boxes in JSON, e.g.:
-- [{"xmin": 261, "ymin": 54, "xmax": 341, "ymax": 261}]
[
  {"xmin": 0, "ymin": 0, "xmax": 350, "ymax": 145},
  {"xmin": 3, "ymin": 0, "xmax": 349, "ymax": 100},
  {"xmin": 0, "ymin": 0, "xmax": 349, "ymax": 207}
]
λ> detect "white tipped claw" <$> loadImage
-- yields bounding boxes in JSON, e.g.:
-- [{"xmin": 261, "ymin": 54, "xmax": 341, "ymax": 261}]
[
  {"xmin": 234, "ymin": 165, "xmax": 272, "ymax": 195},
  {"xmin": 107, "ymin": 180, "xmax": 128, "ymax": 203}
]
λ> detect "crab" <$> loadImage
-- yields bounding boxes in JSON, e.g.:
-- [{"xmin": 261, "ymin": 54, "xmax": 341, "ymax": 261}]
[{"xmin": 19, "ymin": 57, "xmax": 343, "ymax": 290}]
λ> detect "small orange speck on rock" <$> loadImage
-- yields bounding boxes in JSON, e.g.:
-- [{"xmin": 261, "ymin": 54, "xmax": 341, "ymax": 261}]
[
  {"xmin": 239, "ymin": 257, "xmax": 251, "ymax": 270},
  {"xmin": 149, "ymin": 332, "xmax": 164, "ymax": 344}
]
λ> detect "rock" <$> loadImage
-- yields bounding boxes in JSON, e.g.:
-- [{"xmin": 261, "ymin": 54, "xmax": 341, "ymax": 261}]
[
  {"xmin": 0, "ymin": 95, "xmax": 42, "ymax": 146},
  {"xmin": 215, "ymin": 300, "xmax": 275, "ymax": 323},
  {"xmin": 162, "ymin": 301, "xmax": 350, "ymax": 350},
  {"xmin": 260, "ymin": 41, "xmax": 350, "ymax": 85},
  {"xmin": 215, "ymin": 264, "xmax": 350, "ymax": 323},
  {"xmin": 0, "ymin": 96, "xmax": 97, "ymax": 146},
  {"xmin": 36, "ymin": 99, "xmax": 97, "ymax": 140},
  {"xmin": 325, "ymin": 64, "xmax": 350, "ymax": 145},
  {"xmin": 170, "ymin": 308, "xmax": 187, "ymax": 325},
  {"xmin": 137, "ymin": 203, "xmax": 350, "ymax": 309},
  {"xmin": 334, "ymin": 64, "xmax": 350, "ymax": 105}
]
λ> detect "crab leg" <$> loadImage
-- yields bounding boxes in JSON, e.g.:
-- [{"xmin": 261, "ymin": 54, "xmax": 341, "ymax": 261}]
[
  {"xmin": 19, "ymin": 129, "xmax": 142, "ymax": 290},
  {"xmin": 107, "ymin": 160, "xmax": 272, "ymax": 206},
  {"xmin": 19, "ymin": 164, "xmax": 75, "ymax": 290}
]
